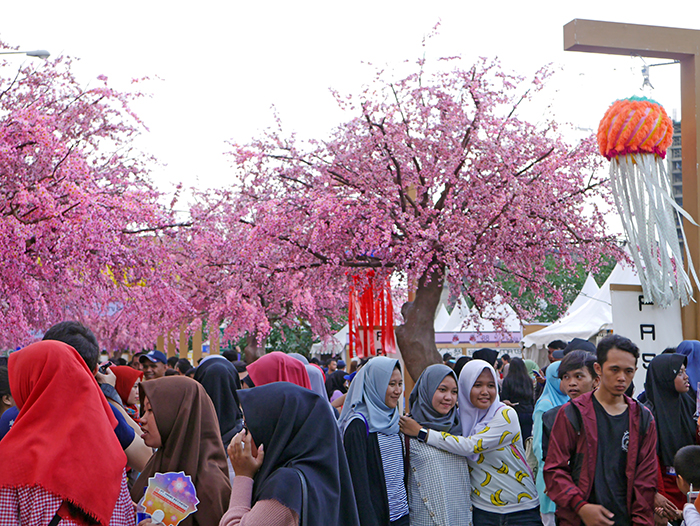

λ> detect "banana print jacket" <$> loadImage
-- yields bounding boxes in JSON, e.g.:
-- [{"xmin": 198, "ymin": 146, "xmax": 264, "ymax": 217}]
[{"xmin": 426, "ymin": 405, "xmax": 540, "ymax": 514}]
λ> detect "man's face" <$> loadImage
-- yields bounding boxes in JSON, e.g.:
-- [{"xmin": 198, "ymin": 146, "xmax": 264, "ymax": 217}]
[
  {"xmin": 130, "ymin": 358, "xmax": 143, "ymax": 371},
  {"xmin": 328, "ymin": 360, "xmax": 337, "ymax": 372},
  {"xmin": 560, "ymin": 367, "xmax": 598, "ymax": 400},
  {"xmin": 547, "ymin": 347, "xmax": 556, "ymax": 363},
  {"xmin": 594, "ymin": 348, "xmax": 636, "ymax": 397},
  {"xmin": 141, "ymin": 360, "xmax": 166, "ymax": 380}
]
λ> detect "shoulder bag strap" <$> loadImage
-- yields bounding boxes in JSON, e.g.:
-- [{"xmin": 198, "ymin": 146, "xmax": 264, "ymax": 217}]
[
  {"xmin": 48, "ymin": 513, "xmax": 62, "ymax": 526},
  {"xmin": 291, "ymin": 468, "xmax": 308, "ymax": 526}
]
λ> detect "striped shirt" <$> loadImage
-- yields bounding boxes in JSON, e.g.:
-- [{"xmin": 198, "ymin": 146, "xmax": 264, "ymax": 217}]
[{"xmin": 377, "ymin": 432, "xmax": 409, "ymax": 521}]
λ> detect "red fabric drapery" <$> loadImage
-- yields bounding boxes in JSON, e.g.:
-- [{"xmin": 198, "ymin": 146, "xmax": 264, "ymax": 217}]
[{"xmin": 348, "ymin": 272, "xmax": 396, "ymax": 359}]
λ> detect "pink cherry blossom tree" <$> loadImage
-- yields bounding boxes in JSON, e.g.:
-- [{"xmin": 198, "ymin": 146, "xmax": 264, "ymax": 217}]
[
  {"xmin": 0, "ymin": 42, "xmax": 191, "ymax": 352},
  {"xmin": 183, "ymin": 57, "xmax": 619, "ymax": 377}
]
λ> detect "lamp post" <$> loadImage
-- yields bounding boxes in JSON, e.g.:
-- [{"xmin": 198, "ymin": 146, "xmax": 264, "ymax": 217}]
[{"xmin": 0, "ymin": 50, "xmax": 50, "ymax": 59}]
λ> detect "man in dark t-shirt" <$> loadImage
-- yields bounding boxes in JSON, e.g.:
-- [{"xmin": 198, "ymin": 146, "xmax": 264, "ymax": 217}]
[
  {"xmin": 590, "ymin": 395, "xmax": 630, "ymax": 525},
  {"xmin": 544, "ymin": 334, "xmax": 657, "ymax": 526}
]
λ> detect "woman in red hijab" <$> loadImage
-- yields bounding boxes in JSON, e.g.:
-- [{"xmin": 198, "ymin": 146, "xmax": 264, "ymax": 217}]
[
  {"xmin": 244, "ymin": 352, "xmax": 312, "ymax": 389},
  {"xmin": 0, "ymin": 340, "xmax": 134, "ymax": 526},
  {"xmin": 111, "ymin": 365, "xmax": 143, "ymax": 424}
]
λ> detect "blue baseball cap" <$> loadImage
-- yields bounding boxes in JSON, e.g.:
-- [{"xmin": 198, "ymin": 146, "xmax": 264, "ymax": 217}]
[{"xmin": 139, "ymin": 350, "xmax": 167, "ymax": 365}]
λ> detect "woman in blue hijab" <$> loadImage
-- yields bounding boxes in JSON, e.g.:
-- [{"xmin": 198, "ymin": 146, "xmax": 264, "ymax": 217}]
[
  {"xmin": 338, "ymin": 356, "xmax": 409, "ymax": 526},
  {"xmin": 532, "ymin": 361, "xmax": 569, "ymax": 525}
]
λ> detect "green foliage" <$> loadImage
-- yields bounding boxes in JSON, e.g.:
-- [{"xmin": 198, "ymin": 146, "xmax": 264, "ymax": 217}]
[
  {"xmin": 232, "ymin": 317, "xmax": 347, "ymax": 360},
  {"xmin": 501, "ymin": 255, "xmax": 616, "ymax": 323}
]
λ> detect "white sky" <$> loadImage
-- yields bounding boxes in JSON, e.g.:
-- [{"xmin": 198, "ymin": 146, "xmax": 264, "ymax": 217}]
[{"xmin": 1, "ymin": 0, "xmax": 695, "ymax": 198}]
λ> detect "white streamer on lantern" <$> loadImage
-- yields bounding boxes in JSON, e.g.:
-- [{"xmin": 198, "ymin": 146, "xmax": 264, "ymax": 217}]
[{"xmin": 609, "ymin": 153, "xmax": 699, "ymax": 307}]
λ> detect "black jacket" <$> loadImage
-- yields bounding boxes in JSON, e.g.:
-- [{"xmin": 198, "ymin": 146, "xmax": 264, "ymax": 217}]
[{"xmin": 343, "ymin": 418, "xmax": 390, "ymax": 526}]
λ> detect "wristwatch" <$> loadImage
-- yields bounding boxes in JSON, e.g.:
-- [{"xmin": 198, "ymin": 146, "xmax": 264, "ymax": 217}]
[{"xmin": 417, "ymin": 428, "xmax": 429, "ymax": 443}]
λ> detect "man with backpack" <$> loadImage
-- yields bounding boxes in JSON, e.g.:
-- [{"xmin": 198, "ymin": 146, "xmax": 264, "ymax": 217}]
[{"xmin": 543, "ymin": 335, "xmax": 657, "ymax": 526}]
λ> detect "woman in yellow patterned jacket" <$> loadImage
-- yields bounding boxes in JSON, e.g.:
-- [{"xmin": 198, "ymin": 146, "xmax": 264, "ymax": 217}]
[{"xmin": 401, "ymin": 359, "xmax": 542, "ymax": 526}]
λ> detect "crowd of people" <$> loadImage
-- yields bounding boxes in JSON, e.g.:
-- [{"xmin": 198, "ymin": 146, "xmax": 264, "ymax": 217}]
[{"xmin": 2, "ymin": 322, "xmax": 700, "ymax": 526}]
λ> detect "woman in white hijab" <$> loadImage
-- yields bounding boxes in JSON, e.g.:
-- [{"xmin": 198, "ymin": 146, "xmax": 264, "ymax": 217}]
[{"xmin": 401, "ymin": 359, "xmax": 542, "ymax": 526}]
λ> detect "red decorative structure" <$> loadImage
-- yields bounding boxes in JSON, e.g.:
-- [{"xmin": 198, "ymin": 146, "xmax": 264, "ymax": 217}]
[{"xmin": 348, "ymin": 272, "xmax": 397, "ymax": 359}]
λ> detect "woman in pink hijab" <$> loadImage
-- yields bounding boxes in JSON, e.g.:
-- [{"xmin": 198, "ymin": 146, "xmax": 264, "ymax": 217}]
[{"xmin": 243, "ymin": 352, "xmax": 312, "ymax": 389}]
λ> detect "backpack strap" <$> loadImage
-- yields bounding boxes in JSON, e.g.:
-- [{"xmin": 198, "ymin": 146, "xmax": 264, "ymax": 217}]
[
  {"xmin": 48, "ymin": 514, "xmax": 62, "ymax": 526},
  {"xmin": 564, "ymin": 402, "xmax": 583, "ymax": 434},
  {"xmin": 638, "ymin": 401, "xmax": 651, "ymax": 437},
  {"xmin": 564, "ymin": 402, "xmax": 584, "ymax": 485}
]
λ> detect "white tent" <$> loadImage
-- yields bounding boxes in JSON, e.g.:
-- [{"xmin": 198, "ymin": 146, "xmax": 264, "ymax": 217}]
[
  {"xmin": 441, "ymin": 296, "xmax": 471, "ymax": 332},
  {"xmin": 433, "ymin": 304, "xmax": 451, "ymax": 331},
  {"xmin": 521, "ymin": 260, "xmax": 640, "ymax": 349},
  {"xmin": 310, "ymin": 324, "xmax": 347, "ymax": 358},
  {"xmin": 462, "ymin": 301, "xmax": 521, "ymax": 332},
  {"xmin": 564, "ymin": 273, "xmax": 600, "ymax": 316}
]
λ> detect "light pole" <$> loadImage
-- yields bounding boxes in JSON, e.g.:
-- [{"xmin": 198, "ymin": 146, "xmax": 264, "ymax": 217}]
[{"xmin": 0, "ymin": 50, "xmax": 50, "ymax": 59}]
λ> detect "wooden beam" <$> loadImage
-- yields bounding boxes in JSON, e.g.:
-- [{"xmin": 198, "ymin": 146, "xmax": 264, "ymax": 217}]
[{"xmin": 564, "ymin": 19, "xmax": 700, "ymax": 339}]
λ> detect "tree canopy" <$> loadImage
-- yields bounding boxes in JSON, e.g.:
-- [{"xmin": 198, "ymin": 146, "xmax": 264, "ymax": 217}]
[
  {"xmin": 186, "ymin": 56, "xmax": 618, "ymax": 376},
  {"xmin": 0, "ymin": 44, "xmax": 189, "ymax": 350}
]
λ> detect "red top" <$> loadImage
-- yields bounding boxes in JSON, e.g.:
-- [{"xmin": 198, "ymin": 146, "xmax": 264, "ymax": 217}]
[
  {"xmin": 247, "ymin": 352, "xmax": 311, "ymax": 389},
  {"xmin": 0, "ymin": 340, "xmax": 127, "ymax": 526}
]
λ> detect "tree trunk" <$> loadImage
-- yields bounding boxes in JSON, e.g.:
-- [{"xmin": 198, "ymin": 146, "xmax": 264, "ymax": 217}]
[
  {"xmin": 244, "ymin": 332, "xmax": 266, "ymax": 364},
  {"xmin": 395, "ymin": 263, "xmax": 444, "ymax": 381}
]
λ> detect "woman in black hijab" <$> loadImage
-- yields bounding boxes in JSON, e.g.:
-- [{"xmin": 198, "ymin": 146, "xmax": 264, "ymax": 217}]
[
  {"xmin": 194, "ymin": 357, "xmax": 244, "ymax": 482},
  {"xmin": 194, "ymin": 357, "xmax": 244, "ymax": 444},
  {"xmin": 325, "ymin": 369, "xmax": 348, "ymax": 400},
  {"xmin": 645, "ymin": 353, "xmax": 696, "ymax": 512},
  {"xmin": 220, "ymin": 382, "xmax": 360, "ymax": 526}
]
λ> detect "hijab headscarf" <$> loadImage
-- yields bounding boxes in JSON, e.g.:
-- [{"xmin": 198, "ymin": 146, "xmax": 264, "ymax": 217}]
[
  {"xmin": 111, "ymin": 365, "xmax": 143, "ymax": 405},
  {"xmin": 533, "ymin": 361, "xmax": 568, "ymax": 416},
  {"xmin": 458, "ymin": 360, "xmax": 504, "ymax": 445},
  {"xmin": 305, "ymin": 364, "xmax": 327, "ymax": 400},
  {"xmin": 472, "ymin": 348, "xmax": 498, "ymax": 367},
  {"xmin": 238, "ymin": 382, "xmax": 360, "ymax": 526},
  {"xmin": 131, "ymin": 376, "xmax": 231, "ymax": 526},
  {"xmin": 247, "ymin": 351, "xmax": 312, "ymax": 389},
  {"xmin": 409, "ymin": 364, "xmax": 461, "ymax": 434},
  {"xmin": 677, "ymin": 340, "xmax": 700, "ymax": 394},
  {"xmin": 338, "ymin": 356, "xmax": 400, "ymax": 435},
  {"xmin": 193, "ymin": 357, "xmax": 244, "ymax": 445},
  {"xmin": 524, "ymin": 359, "xmax": 539, "ymax": 379},
  {"xmin": 111, "ymin": 364, "xmax": 143, "ymax": 424},
  {"xmin": 453, "ymin": 356, "xmax": 472, "ymax": 379},
  {"xmin": 0, "ymin": 341, "xmax": 125, "ymax": 526},
  {"xmin": 287, "ymin": 353, "xmax": 327, "ymax": 400},
  {"xmin": 325, "ymin": 369, "xmax": 348, "ymax": 398},
  {"xmin": 288, "ymin": 353, "xmax": 309, "ymax": 365},
  {"xmin": 644, "ymin": 354, "xmax": 696, "ymax": 467}
]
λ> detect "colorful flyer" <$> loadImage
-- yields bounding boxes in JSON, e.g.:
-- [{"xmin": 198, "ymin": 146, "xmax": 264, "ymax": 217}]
[{"xmin": 137, "ymin": 472, "xmax": 199, "ymax": 526}]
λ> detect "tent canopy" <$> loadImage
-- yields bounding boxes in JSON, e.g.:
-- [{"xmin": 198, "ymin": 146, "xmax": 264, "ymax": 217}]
[{"xmin": 521, "ymin": 260, "xmax": 640, "ymax": 349}]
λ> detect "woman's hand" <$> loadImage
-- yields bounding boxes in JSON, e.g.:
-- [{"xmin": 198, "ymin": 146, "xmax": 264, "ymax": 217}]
[
  {"xmin": 399, "ymin": 415, "xmax": 422, "ymax": 437},
  {"xmin": 228, "ymin": 429, "xmax": 265, "ymax": 479}
]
